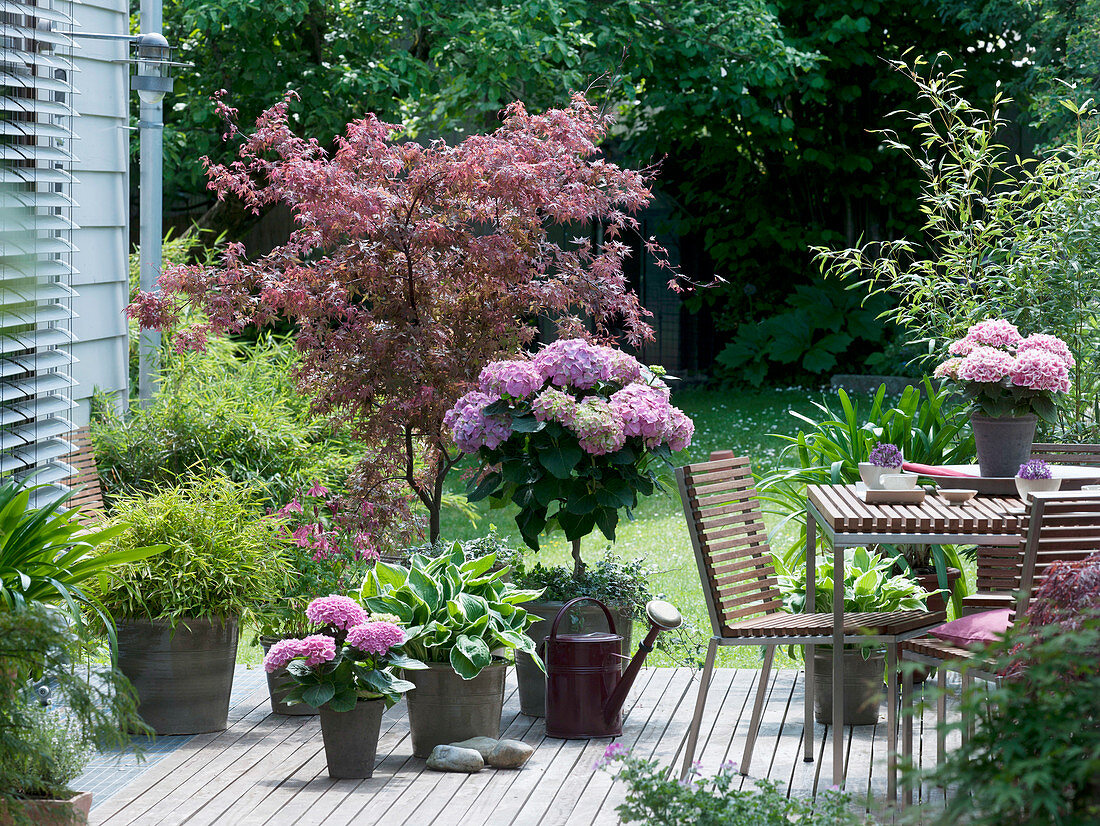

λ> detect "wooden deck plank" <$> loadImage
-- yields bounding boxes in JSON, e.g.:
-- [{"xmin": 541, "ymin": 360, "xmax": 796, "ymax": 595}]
[{"xmin": 88, "ymin": 666, "xmax": 967, "ymax": 825}]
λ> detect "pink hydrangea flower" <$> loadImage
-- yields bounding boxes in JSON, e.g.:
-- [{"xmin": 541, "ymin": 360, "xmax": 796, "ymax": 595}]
[
  {"xmin": 1011, "ymin": 348, "xmax": 1071, "ymax": 393},
  {"xmin": 570, "ymin": 398, "xmax": 626, "ymax": 455},
  {"xmin": 531, "ymin": 387, "xmax": 578, "ymax": 426},
  {"xmin": 262, "ymin": 638, "xmax": 302, "ymax": 673},
  {"xmin": 959, "ymin": 319, "xmax": 1024, "ymax": 351},
  {"xmin": 609, "ymin": 384, "xmax": 671, "ymax": 447},
  {"xmin": 663, "ymin": 407, "xmax": 695, "ymax": 453},
  {"xmin": 345, "ymin": 621, "xmax": 405, "ymax": 655},
  {"xmin": 305, "ymin": 595, "xmax": 368, "ymax": 630},
  {"xmin": 445, "ymin": 390, "xmax": 513, "ymax": 453},
  {"xmin": 602, "ymin": 347, "xmax": 643, "ymax": 385},
  {"xmin": 533, "ymin": 339, "xmax": 611, "ymax": 390},
  {"xmin": 1017, "ymin": 334, "xmax": 1075, "ymax": 369},
  {"xmin": 263, "ymin": 635, "xmax": 337, "ymax": 671},
  {"xmin": 933, "ymin": 358, "xmax": 961, "ymax": 380},
  {"xmin": 957, "ymin": 346, "xmax": 1016, "ymax": 384},
  {"xmin": 478, "ymin": 360, "xmax": 543, "ymax": 399}
]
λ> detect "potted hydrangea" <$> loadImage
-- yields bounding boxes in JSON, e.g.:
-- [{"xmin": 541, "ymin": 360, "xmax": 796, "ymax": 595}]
[
  {"xmin": 934, "ymin": 320, "xmax": 1073, "ymax": 476},
  {"xmin": 445, "ymin": 338, "xmax": 693, "ymax": 716},
  {"xmin": 859, "ymin": 442, "xmax": 903, "ymax": 490},
  {"xmin": 1015, "ymin": 459, "xmax": 1061, "ymax": 501},
  {"xmin": 255, "ymin": 483, "xmax": 378, "ymax": 716},
  {"xmin": 262, "ymin": 595, "xmax": 423, "ymax": 778}
]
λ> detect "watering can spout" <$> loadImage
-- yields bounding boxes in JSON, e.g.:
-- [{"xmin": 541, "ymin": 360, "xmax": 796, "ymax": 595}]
[{"xmin": 603, "ymin": 600, "xmax": 683, "ymax": 723}]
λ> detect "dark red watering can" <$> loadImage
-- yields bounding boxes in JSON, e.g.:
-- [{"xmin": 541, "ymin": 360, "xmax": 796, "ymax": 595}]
[{"xmin": 544, "ymin": 596, "xmax": 682, "ymax": 739}]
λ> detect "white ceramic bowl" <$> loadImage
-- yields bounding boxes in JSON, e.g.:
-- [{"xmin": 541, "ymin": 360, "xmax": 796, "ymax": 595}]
[
  {"xmin": 1014, "ymin": 476, "xmax": 1061, "ymax": 500},
  {"xmin": 882, "ymin": 473, "xmax": 918, "ymax": 491},
  {"xmin": 940, "ymin": 488, "xmax": 977, "ymax": 506}
]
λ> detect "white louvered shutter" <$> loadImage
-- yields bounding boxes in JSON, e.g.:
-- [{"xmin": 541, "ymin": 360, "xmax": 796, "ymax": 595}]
[{"xmin": 0, "ymin": 0, "xmax": 79, "ymax": 504}]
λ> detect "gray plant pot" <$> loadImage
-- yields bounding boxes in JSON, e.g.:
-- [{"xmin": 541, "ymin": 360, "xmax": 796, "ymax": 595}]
[
  {"xmin": 116, "ymin": 616, "xmax": 238, "ymax": 735},
  {"xmin": 515, "ymin": 600, "xmax": 634, "ymax": 717},
  {"xmin": 258, "ymin": 636, "xmax": 319, "ymax": 716},
  {"xmin": 404, "ymin": 662, "xmax": 506, "ymax": 758},
  {"xmin": 318, "ymin": 699, "xmax": 385, "ymax": 779},
  {"xmin": 813, "ymin": 647, "xmax": 885, "ymax": 725},
  {"xmin": 972, "ymin": 413, "xmax": 1038, "ymax": 478}
]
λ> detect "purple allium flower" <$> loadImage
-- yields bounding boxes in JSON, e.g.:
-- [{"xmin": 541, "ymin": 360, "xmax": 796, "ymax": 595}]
[
  {"xmin": 663, "ymin": 407, "xmax": 695, "ymax": 453},
  {"xmin": 570, "ymin": 397, "xmax": 626, "ymax": 455},
  {"xmin": 1010, "ymin": 348, "xmax": 1071, "ymax": 393},
  {"xmin": 478, "ymin": 359, "xmax": 544, "ymax": 399},
  {"xmin": 1018, "ymin": 459, "xmax": 1053, "ymax": 480},
  {"xmin": 868, "ymin": 443, "xmax": 903, "ymax": 469},
  {"xmin": 957, "ymin": 345, "xmax": 1016, "ymax": 384},
  {"xmin": 445, "ymin": 390, "xmax": 513, "ymax": 453},
  {"xmin": 1017, "ymin": 333, "xmax": 1075, "ymax": 369},
  {"xmin": 263, "ymin": 635, "xmax": 337, "ymax": 671},
  {"xmin": 345, "ymin": 621, "xmax": 405, "ymax": 655},
  {"xmin": 609, "ymin": 384, "xmax": 671, "ymax": 447},
  {"xmin": 533, "ymin": 339, "xmax": 611, "ymax": 390},
  {"xmin": 305, "ymin": 595, "xmax": 368, "ymax": 630}
]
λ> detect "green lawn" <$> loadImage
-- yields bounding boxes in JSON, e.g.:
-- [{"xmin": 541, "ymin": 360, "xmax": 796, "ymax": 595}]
[{"xmin": 435, "ymin": 386, "xmax": 822, "ymax": 669}]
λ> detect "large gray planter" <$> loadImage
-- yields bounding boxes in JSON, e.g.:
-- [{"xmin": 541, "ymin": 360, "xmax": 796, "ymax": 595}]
[
  {"xmin": 515, "ymin": 600, "xmax": 634, "ymax": 717},
  {"xmin": 972, "ymin": 413, "xmax": 1037, "ymax": 478},
  {"xmin": 404, "ymin": 662, "xmax": 506, "ymax": 758},
  {"xmin": 318, "ymin": 699, "xmax": 385, "ymax": 778},
  {"xmin": 813, "ymin": 647, "xmax": 885, "ymax": 725},
  {"xmin": 116, "ymin": 616, "xmax": 238, "ymax": 735},
  {"xmin": 259, "ymin": 636, "xmax": 318, "ymax": 716}
]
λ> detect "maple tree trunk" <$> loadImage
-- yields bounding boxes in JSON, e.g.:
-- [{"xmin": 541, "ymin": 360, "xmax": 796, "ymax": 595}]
[{"xmin": 571, "ymin": 538, "xmax": 586, "ymax": 579}]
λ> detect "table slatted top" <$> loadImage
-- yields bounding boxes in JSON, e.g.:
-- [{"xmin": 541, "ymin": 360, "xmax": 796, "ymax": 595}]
[{"xmin": 807, "ymin": 484, "xmax": 1025, "ymax": 535}]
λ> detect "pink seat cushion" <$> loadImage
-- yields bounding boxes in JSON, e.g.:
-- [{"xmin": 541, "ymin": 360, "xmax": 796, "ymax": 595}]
[{"xmin": 928, "ymin": 608, "xmax": 1012, "ymax": 648}]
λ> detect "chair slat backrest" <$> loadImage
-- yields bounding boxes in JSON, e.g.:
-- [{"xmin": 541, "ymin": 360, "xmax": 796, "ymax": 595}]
[
  {"xmin": 970, "ymin": 492, "xmax": 1100, "ymax": 618},
  {"xmin": 1031, "ymin": 442, "xmax": 1100, "ymax": 466},
  {"xmin": 677, "ymin": 452, "xmax": 784, "ymax": 637},
  {"xmin": 63, "ymin": 426, "xmax": 105, "ymax": 521}
]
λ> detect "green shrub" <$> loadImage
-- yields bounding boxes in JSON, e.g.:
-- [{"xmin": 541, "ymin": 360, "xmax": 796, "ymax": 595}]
[
  {"xmin": 599, "ymin": 747, "xmax": 863, "ymax": 825},
  {"xmin": 94, "ymin": 335, "xmax": 360, "ymax": 509},
  {"xmin": 97, "ymin": 472, "xmax": 290, "ymax": 624},
  {"xmin": 0, "ymin": 604, "xmax": 146, "ymax": 805}
]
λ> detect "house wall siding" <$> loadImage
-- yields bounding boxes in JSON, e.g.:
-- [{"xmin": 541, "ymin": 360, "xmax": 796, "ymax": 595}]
[{"xmin": 69, "ymin": 0, "xmax": 130, "ymax": 424}]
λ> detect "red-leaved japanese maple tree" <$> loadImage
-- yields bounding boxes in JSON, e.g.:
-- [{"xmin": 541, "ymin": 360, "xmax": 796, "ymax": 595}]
[{"xmin": 130, "ymin": 91, "xmax": 675, "ymax": 544}]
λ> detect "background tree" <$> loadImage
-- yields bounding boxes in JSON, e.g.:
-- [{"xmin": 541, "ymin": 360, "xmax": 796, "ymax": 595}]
[{"xmin": 131, "ymin": 93, "xmax": 674, "ymax": 545}]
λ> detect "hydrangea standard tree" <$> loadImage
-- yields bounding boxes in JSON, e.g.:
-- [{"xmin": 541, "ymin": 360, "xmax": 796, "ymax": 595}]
[
  {"xmin": 130, "ymin": 92, "xmax": 676, "ymax": 544},
  {"xmin": 446, "ymin": 340, "xmax": 694, "ymax": 577}
]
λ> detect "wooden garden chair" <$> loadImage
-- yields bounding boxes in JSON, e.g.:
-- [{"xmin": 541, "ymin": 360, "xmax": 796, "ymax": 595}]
[
  {"xmin": 677, "ymin": 452, "xmax": 944, "ymax": 795},
  {"xmin": 899, "ymin": 490, "xmax": 1100, "ymax": 806},
  {"xmin": 1030, "ymin": 442, "xmax": 1100, "ymax": 466}
]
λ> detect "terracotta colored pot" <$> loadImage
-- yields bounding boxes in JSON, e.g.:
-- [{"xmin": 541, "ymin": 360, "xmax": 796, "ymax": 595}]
[{"xmin": 0, "ymin": 790, "xmax": 92, "ymax": 826}]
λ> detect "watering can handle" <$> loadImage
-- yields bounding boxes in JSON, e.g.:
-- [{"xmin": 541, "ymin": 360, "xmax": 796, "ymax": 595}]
[{"xmin": 547, "ymin": 597, "xmax": 617, "ymax": 641}]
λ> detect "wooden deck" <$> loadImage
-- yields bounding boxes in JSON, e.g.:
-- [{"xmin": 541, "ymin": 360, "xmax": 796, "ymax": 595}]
[{"xmin": 90, "ymin": 666, "xmax": 958, "ymax": 825}]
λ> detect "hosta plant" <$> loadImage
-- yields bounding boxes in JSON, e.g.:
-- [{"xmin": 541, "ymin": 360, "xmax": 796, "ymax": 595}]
[
  {"xmin": 261, "ymin": 595, "xmax": 424, "ymax": 711},
  {"xmin": 359, "ymin": 543, "xmax": 544, "ymax": 679}
]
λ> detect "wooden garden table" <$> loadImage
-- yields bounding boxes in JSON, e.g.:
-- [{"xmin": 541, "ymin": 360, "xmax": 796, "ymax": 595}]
[{"xmin": 804, "ymin": 484, "xmax": 1026, "ymax": 789}]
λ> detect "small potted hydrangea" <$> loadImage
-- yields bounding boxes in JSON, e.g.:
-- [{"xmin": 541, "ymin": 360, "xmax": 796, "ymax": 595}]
[
  {"xmin": 262, "ymin": 595, "xmax": 425, "ymax": 778},
  {"xmin": 934, "ymin": 319, "xmax": 1073, "ymax": 476},
  {"xmin": 1015, "ymin": 459, "xmax": 1061, "ymax": 501},
  {"xmin": 859, "ymin": 442, "xmax": 904, "ymax": 490}
]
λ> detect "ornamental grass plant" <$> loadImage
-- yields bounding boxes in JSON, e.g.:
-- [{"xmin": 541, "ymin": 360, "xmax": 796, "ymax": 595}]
[{"xmin": 96, "ymin": 471, "xmax": 290, "ymax": 625}]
